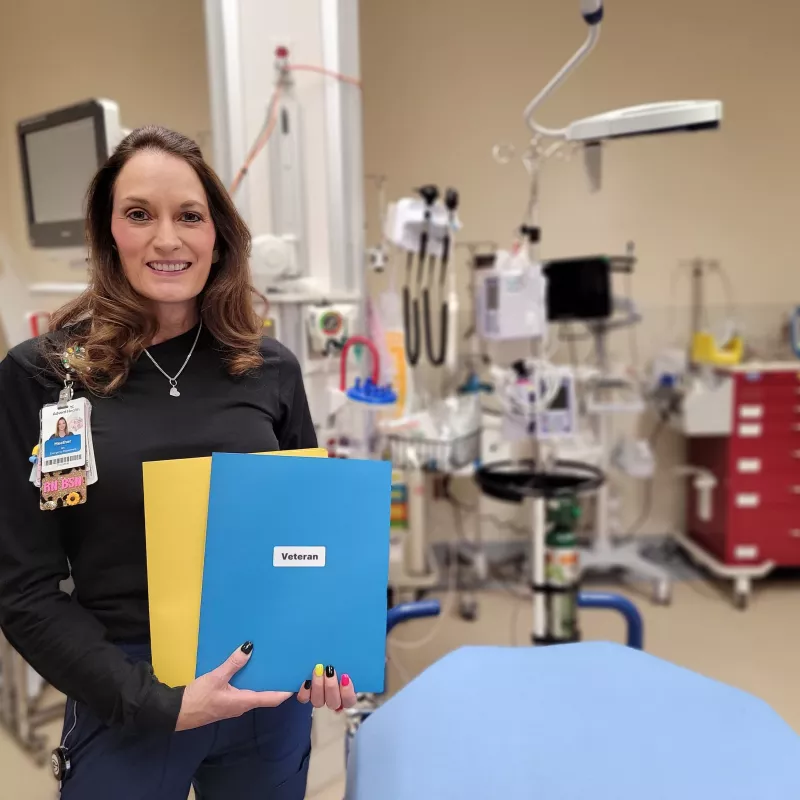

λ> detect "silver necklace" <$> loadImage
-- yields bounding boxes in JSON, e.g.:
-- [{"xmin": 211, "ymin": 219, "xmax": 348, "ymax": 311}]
[{"xmin": 143, "ymin": 321, "xmax": 203, "ymax": 397}]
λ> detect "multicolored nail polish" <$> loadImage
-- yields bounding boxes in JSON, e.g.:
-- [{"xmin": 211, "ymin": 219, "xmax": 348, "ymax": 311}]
[
  {"xmin": 303, "ymin": 679, "xmax": 312, "ymax": 690},
  {"xmin": 314, "ymin": 664, "xmax": 324, "ymax": 677},
  {"xmin": 325, "ymin": 664, "xmax": 335, "ymax": 678},
  {"xmin": 341, "ymin": 674, "xmax": 350, "ymax": 687}
]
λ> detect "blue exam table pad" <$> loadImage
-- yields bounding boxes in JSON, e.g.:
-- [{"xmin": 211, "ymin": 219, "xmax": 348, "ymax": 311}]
[
  {"xmin": 196, "ymin": 453, "xmax": 392, "ymax": 692},
  {"xmin": 345, "ymin": 642, "xmax": 800, "ymax": 800}
]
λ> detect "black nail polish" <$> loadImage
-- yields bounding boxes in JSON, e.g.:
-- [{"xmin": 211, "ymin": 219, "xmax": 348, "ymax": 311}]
[
  {"xmin": 241, "ymin": 641, "xmax": 254, "ymax": 655},
  {"xmin": 325, "ymin": 664, "xmax": 335, "ymax": 678},
  {"xmin": 303, "ymin": 679, "xmax": 312, "ymax": 690}
]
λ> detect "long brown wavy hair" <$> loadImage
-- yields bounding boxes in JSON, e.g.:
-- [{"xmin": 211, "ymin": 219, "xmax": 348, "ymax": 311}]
[{"xmin": 46, "ymin": 125, "xmax": 263, "ymax": 395}]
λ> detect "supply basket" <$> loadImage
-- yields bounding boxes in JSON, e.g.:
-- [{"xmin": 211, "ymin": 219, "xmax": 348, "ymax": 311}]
[{"xmin": 387, "ymin": 429, "xmax": 480, "ymax": 473}]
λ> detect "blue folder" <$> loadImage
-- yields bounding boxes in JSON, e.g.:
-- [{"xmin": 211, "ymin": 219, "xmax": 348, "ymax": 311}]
[{"xmin": 196, "ymin": 453, "xmax": 392, "ymax": 693}]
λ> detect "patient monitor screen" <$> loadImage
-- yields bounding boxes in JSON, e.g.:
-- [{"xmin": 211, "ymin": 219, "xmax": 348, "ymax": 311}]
[{"xmin": 23, "ymin": 117, "xmax": 98, "ymax": 224}]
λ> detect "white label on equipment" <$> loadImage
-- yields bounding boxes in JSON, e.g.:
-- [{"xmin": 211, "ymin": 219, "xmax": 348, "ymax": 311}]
[
  {"xmin": 738, "ymin": 405, "xmax": 763, "ymax": 420},
  {"xmin": 736, "ymin": 458, "xmax": 762, "ymax": 474},
  {"xmin": 273, "ymin": 546, "xmax": 326, "ymax": 567},
  {"xmin": 738, "ymin": 424, "xmax": 762, "ymax": 438},
  {"xmin": 734, "ymin": 545, "xmax": 759, "ymax": 560},
  {"xmin": 735, "ymin": 493, "xmax": 760, "ymax": 509}
]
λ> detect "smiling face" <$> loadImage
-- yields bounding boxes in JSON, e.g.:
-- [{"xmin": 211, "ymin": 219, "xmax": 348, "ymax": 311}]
[{"xmin": 110, "ymin": 150, "xmax": 216, "ymax": 312}]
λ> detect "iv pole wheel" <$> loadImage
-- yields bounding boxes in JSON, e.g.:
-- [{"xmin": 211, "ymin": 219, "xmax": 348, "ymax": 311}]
[{"xmin": 458, "ymin": 593, "xmax": 478, "ymax": 622}]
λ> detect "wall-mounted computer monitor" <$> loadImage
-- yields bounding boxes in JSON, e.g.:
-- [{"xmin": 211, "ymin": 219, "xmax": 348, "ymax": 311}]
[
  {"xmin": 17, "ymin": 99, "xmax": 123, "ymax": 249},
  {"xmin": 544, "ymin": 256, "xmax": 612, "ymax": 321}
]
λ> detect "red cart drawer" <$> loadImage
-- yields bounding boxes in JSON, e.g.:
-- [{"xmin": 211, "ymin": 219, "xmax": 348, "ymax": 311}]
[
  {"xmin": 728, "ymin": 444, "xmax": 800, "ymax": 477},
  {"xmin": 725, "ymin": 477, "xmax": 800, "ymax": 510},
  {"xmin": 734, "ymin": 370, "xmax": 800, "ymax": 390},
  {"xmin": 764, "ymin": 532, "xmax": 800, "ymax": 566},
  {"xmin": 730, "ymin": 421, "xmax": 800, "ymax": 451},
  {"xmin": 727, "ymin": 508, "xmax": 800, "ymax": 566},
  {"xmin": 732, "ymin": 397, "xmax": 800, "ymax": 423}
]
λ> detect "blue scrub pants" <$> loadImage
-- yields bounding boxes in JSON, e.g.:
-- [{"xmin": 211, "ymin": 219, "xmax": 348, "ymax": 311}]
[{"xmin": 58, "ymin": 643, "xmax": 313, "ymax": 800}]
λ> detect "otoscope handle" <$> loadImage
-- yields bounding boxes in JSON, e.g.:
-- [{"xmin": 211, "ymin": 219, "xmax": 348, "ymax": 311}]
[
  {"xmin": 417, "ymin": 184, "xmax": 440, "ymax": 208},
  {"xmin": 445, "ymin": 187, "xmax": 459, "ymax": 212},
  {"xmin": 416, "ymin": 184, "xmax": 439, "ymax": 283}
]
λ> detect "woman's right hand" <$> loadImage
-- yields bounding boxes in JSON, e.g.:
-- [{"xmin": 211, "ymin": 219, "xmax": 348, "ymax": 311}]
[{"xmin": 175, "ymin": 642, "xmax": 292, "ymax": 731}]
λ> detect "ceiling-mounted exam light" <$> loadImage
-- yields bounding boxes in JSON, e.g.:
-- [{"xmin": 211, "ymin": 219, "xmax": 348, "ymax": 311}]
[{"xmin": 523, "ymin": 1, "xmax": 723, "ymax": 145}]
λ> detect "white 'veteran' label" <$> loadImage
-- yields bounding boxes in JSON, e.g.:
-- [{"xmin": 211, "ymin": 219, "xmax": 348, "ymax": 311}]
[{"xmin": 273, "ymin": 546, "xmax": 326, "ymax": 567}]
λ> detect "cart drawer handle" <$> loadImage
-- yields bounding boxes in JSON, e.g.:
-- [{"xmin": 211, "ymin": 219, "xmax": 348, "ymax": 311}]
[
  {"xmin": 791, "ymin": 530, "xmax": 800, "ymax": 539},
  {"xmin": 793, "ymin": 424, "xmax": 800, "ymax": 432},
  {"xmin": 794, "ymin": 450, "xmax": 800, "ymax": 458},
  {"xmin": 792, "ymin": 486, "xmax": 800, "ymax": 495}
]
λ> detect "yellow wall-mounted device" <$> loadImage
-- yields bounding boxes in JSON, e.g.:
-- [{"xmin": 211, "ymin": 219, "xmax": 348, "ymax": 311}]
[{"xmin": 691, "ymin": 331, "xmax": 744, "ymax": 367}]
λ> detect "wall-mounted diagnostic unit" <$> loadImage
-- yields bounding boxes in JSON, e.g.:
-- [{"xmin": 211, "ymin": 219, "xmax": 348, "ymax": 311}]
[
  {"xmin": 475, "ymin": 252, "xmax": 547, "ymax": 341},
  {"xmin": 306, "ymin": 304, "xmax": 357, "ymax": 355},
  {"xmin": 17, "ymin": 99, "xmax": 123, "ymax": 250}
]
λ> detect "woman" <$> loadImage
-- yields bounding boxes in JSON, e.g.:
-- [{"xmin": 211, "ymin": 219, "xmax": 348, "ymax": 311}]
[
  {"xmin": 51, "ymin": 416, "xmax": 69, "ymax": 438},
  {"xmin": 0, "ymin": 126, "xmax": 355, "ymax": 799}
]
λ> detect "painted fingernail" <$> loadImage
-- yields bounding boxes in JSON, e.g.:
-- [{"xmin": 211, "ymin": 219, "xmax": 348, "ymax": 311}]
[
  {"xmin": 341, "ymin": 674, "xmax": 350, "ymax": 687},
  {"xmin": 336, "ymin": 705, "xmax": 344, "ymax": 713},
  {"xmin": 325, "ymin": 664, "xmax": 335, "ymax": 678},
  {"xmin": 241, "ymin": 641, "xmax": 254, "ymax": 655},
  {"xmin": 303, "ymin": 679, "xmax": 311, "ymax": 690},
  {"xmin": 314, "ymin": 664, "xmax": 324, "ymax": 677}
]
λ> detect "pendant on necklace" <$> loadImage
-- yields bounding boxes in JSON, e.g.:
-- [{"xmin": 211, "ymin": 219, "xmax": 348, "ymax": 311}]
[{"xmin": 170, "ymin": 386, "xmax": 181, "ymax": 398}]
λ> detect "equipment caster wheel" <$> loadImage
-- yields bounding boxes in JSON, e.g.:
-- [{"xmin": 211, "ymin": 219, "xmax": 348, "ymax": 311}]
[
  {"xmin": 733, "ymin": 577, "xmax": 751, "ymax": 611},
  {"xmin": 653, "ymin": 579, "xmax": 672, "ymax": 606},
  {"xmin": 458, "ymin": 595, "xmax": 478, "ymax": 621}
]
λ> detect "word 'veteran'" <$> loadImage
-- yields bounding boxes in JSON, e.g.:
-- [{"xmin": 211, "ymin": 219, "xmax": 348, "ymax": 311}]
[{"xmin": 280, "ymin": 552, "xmax": 320, "ymax": 561}]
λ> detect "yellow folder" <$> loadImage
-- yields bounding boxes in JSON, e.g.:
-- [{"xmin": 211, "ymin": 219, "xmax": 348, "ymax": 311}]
[{"xmin": 143, "ymin": 448, "xmax": 327, "ymax": 687}]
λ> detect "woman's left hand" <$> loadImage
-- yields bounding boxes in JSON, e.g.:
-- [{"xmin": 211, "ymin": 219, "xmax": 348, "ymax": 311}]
[{"xmin": 296, "ymin": 664, "xmax": 356, "ymax": 712}]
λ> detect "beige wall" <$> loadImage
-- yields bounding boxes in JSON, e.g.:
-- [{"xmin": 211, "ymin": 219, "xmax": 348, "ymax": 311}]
[
  {"xmin": 359, "ymin": 0, "xmax": 800, "ymax": 537},
  {"xmin": 360, "ymin": 0, "xmax": 800, "ymax": 305},
  {"xmin": 0, "ymin": 0, "xmax": 211, "ymax": 339}
]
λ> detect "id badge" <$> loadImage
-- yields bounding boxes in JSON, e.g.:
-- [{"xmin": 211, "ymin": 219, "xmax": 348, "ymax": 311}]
[{"xmin": 39, "ymin": 398, "xmax": 89, "ymax": 511}]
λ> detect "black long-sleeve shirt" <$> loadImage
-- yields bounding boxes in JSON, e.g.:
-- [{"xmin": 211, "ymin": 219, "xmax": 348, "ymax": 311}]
[{"xmin": 0, "ymin": 325, "xmax": 316, "ymax": 733}]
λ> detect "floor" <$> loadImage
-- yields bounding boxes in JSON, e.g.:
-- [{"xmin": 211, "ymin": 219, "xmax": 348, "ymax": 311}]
[{"xmin": 2, "ymin": 578, "xmax": 799, "ymax": 800}]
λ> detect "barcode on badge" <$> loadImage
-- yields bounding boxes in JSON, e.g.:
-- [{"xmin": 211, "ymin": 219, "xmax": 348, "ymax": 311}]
[{"xmin": 43, "ymin": 455, "xmax": 83, "ymax": 468}]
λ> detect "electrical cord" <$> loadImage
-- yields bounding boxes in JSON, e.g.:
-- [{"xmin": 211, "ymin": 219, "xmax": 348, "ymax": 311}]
[
  {"xmin": 388, "ymin": 539, "xmax": 457, "ymax": 652},
  {"xmin": 442, "ymin": 476, "xmax": 529, "ymax": 536},
  {"xmin": 385, "ymin": 647, "xmax": 412, "ymax": 685},
  {"xmin": 443, "ymin": 479, "xmax": 534, "ymax": 647},
  {"xmin": 621, "ymin": 417, "xmax": 666, "ymax": 538}
]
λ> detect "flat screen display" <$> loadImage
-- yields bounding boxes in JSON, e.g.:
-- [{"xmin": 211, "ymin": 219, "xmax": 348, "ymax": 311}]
[
  {"xmin": 23, "ymin": 117, "xmax": 98, "ymax": 224},
  {"xmin": 544, "ymin": 257, "xmax": 612, "ymax": 321}
]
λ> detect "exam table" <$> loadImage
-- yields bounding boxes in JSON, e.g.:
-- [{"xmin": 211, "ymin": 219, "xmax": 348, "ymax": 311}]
[{"xmin": 345, "ymin": 641, "xmax": 800, "ymax": 800}]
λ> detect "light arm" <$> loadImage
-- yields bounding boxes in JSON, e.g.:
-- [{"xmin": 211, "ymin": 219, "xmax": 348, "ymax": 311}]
[{"xmin": 523, "ymin": 0, "xmax": 604, "ymax": 138}]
